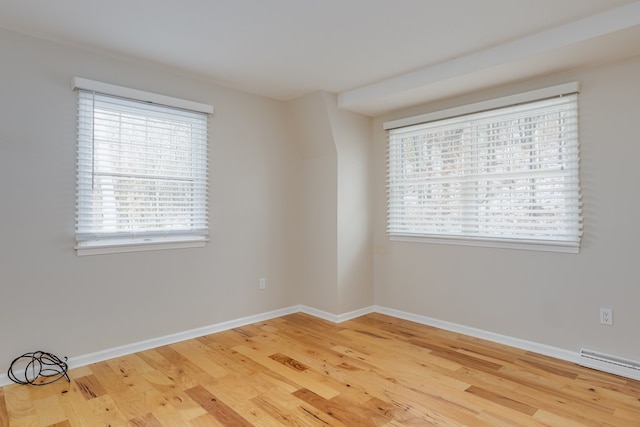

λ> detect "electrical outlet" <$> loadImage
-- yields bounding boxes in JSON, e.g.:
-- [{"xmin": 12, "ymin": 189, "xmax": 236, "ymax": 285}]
[
  {"xmin": 259, "ymin": 277, "xmax": 266, "ymax": 290},
  {"xmin": 600, "ymin": 308, "xmax": 613, "ymax": 325}
]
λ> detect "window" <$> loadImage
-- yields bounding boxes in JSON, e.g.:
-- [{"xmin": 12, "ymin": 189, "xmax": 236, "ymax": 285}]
[
  {"xmin": 385, "ymin": 83, "xmax": 582, "ymax": 253},
  {"xmin": 74, "ymin": 78, "xmax": 212, "ymax": 255}
]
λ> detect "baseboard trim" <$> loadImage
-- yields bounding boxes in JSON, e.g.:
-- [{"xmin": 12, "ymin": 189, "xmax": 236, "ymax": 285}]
[
  {"xmin": 299, "ymin": 305, "xmax": 375, "ymax": 323},
  {"xmin": 373, "ymin": 305, "xmax": 579, "ymax": 364},
  {"xmin": 4, "ymin": 304, "xmax": 620, "ymax": 387},
  {"xmin": 0, "ymin": 305, "xmax": 301, "ymax": 387}
]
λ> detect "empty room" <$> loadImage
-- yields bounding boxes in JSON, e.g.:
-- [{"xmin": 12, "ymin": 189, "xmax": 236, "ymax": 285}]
[{"xmin": 1, "ymin": 1, "xmax": 640, "ymax": 425}]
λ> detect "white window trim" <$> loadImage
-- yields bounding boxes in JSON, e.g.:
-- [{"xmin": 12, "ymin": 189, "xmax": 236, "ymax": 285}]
[
  {"xmin": 390, "ymin": 235, "xmax": 579, "ymax": 254},
  {"xmin": 384, "ymin": 82, "xmax": 582, "ymax": 254},
  {"xmin": 75, "ymin": 236, "xmax": 207, "ymax": 256},
  {"xmin": 383, "ymin": 82, "xmax": 579, "ymax": 130},
  {"xmin": 73, "ymin": 77, "xmax": 212, "ymax": 256},
  {"xmin": 72, "ymin": 77, "xmax": 214, "ymax": 114}
]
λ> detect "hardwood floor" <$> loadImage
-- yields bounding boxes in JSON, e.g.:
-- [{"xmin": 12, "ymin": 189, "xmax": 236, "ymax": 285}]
[{"xmin": 1, "ymin": 312, "xmax": 639, "ymax": 426}]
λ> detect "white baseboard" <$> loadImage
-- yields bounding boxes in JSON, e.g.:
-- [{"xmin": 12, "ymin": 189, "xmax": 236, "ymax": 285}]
[
  {"xmin": 4, "ymin": 304, "xmax": 622, "ymax": 388},
  {"xmin": 0, "ymin": 305, "xmax": 301, "ymax": 387},
  {"xmin": 373, "ymin": 305, "xmax": 579, "ymax": 364},
  {"xmin": 299, "ymin": 305, "xmax": 375, "ymax": 323}
]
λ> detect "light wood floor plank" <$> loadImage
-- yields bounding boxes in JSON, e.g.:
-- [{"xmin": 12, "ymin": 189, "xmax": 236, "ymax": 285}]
[
  {"xmin": 0, "ymin": 389, "xmax": 8, "ymax": 427},
  {"xmin": 1, "ymin": 312, "xmax": 640, "ymax": 426}
]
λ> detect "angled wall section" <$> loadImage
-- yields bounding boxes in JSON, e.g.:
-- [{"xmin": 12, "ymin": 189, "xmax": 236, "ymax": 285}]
[{"xmin": 289, "ymin": 92, "xmax": 373, "ymax": 315}]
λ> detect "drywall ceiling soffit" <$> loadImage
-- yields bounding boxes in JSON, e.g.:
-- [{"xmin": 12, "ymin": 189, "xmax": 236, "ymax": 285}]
[
  {"xmin": 339, "ymin": 2, "xmax": 640, "ymax": 116},
  {"xmin": 0, "ymin": 1, "xmax": 638, "ymax": 116}
]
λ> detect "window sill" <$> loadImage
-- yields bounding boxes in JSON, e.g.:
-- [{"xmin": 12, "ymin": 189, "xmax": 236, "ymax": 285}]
[
  {"xmin": 389, "ymin": 234, "xmax": 579, "ymax": 254},
  {"xmin": 75, "ymin": 235, "xmax": 207, "ymax": 256}
]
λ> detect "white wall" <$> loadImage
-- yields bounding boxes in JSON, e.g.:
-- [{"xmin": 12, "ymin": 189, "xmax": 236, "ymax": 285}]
[
  {"xmin": 327, "ymin": 94, "xmax": 374, "ymax": 314},
  {"xmin": 289, "ymin": 92, "xmax": 374, "ymax": 314},
  {"xmin": 373, "ymin": 55, "xmax": 640, "ymax": 361},
  {"xmin": 289, "ymin": 92, "xmax": 339, "ymax": 312},
  {"xmin": 0, "ymin": 29, "xmax": 301, "ymax": 366},
  {"xmin": 6, "ymin": 21, "xmax": 635, "ymax": 377}
]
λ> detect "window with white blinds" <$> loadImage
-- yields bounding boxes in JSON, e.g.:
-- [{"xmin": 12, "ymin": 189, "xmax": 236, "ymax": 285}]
[
  {"xmin": 74, "ymin": 78, "xmax": 211, "ymax": 255},
  {"xmin": 386, "ymin": 88, "xmax": 582, "ymax": 253}
]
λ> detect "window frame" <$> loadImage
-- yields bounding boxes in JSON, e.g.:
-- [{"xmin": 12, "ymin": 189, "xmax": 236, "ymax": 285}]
[
  {"xmin": 383, "ymin": 83, "xmax": 582, "ymax": 253},
  {"xmin": 73, "ymin": 77, "xmax": 213, "ymax": 256}
]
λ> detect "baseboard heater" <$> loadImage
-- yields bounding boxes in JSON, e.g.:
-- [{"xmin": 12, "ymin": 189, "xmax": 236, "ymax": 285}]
[{"xmin": 579, "ymin": 348, "xmax": 640, "ymax": 381}]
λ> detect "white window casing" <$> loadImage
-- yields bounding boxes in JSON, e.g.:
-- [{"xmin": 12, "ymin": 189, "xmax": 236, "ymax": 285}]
[
  {"xmin": 74, "ymin": 78, "xmax": 212, "ymax": 255},
  {"xmin": 384, "ymin": 83, "xmax": 582, "ymax": 253}
]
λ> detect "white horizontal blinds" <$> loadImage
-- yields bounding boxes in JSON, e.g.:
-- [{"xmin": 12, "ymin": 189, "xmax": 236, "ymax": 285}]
[
  {"xmin": 76, "ymin": 90, "xmax": 208, "ymax": 241},
  {"xmin": 387, "ymin": 94, "xmax": 582, "ymax": 248}
]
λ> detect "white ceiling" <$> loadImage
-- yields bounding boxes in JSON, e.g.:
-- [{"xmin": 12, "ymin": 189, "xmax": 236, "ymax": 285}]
[{"xmin": 1, "ymin": 0, "xmax": 639, "ymax": 116}]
